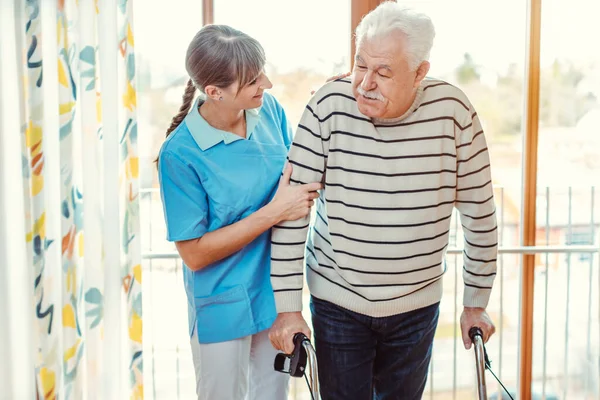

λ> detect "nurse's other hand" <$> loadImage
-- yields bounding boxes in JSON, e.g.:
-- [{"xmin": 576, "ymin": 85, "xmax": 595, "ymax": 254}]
[
  {"xmin": 271, "ymin": 164, "xmax": 322, "ymax": 222},
  {"xmin": 310, "ymin": 71, "xmax": 352, "ymax": 95},
  {"xmin": 269, "ymin": 312, "xmax": 311, "ymax": 354}
]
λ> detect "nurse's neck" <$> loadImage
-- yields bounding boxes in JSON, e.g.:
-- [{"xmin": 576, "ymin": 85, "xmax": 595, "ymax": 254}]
[{"xmin": 199, "ymin": 99, "xmax": 246, "ymax": 138}]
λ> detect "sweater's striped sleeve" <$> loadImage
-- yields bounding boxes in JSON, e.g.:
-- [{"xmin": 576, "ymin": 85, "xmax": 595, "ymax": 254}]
[
  {"xmin": 455, "ymin": 108, "xmax": 498, "ymax": 309},
  {"xmin": 271, "ymin": 97, "xmax": 327, "ymax": 313}
]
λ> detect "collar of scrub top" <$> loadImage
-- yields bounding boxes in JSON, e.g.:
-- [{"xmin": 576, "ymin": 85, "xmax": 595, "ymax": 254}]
[{"xmin": 185, "ymin": 95, "xmax": 262, "ymax": 151}]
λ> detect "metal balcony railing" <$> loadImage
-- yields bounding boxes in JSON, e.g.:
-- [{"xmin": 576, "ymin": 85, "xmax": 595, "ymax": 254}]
[{"xmin": 140, "ymin": 186, "xmax": 599, "ymax": 400}]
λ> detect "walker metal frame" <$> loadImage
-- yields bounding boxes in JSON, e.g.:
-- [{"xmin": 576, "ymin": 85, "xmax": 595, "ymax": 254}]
[{"xmin": 275, "ymin": 327, "xmax": 507, "ymax": 400}]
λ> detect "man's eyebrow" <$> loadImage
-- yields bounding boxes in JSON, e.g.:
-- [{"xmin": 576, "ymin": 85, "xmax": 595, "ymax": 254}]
[
  {"xmin": 376, "ymin": 64, "xmax": 392, "ymax": 71},
  {"xmin": 354, "ymin": 55, "xmax": 392, "ymax": 72}
]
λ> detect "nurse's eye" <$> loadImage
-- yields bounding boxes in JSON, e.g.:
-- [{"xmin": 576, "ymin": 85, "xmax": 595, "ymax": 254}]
[{"xmin": 248, "ymin": 72, "xmax": 263, "ymax": 86}]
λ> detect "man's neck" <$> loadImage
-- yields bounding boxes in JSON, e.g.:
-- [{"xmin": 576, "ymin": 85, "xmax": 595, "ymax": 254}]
[{"xmin": 380, "ymin": 87, "xmax": 420, "ymax": 121}]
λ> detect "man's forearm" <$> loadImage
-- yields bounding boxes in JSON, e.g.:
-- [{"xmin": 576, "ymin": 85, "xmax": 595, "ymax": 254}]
[
  {"xmin": 456, "ymin": 109, "xmax": 498, "ymax": 308},
  {"xmin": 270, "ymin": 216, "xmax": 310, "ymax": 312}
]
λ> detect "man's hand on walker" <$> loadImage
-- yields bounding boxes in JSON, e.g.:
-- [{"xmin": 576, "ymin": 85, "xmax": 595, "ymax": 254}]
[
  {"xmin": 269, "ymin": 312, "xmax": 311, "ymax": 354},
  {"xmin": 460, "ymin": 307, "xmax": 495, "ymax": 350}
]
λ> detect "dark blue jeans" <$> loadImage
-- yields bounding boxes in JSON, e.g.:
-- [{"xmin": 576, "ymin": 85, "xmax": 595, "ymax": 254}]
[{"xmin": 310, "ymin": 297, "xmax": 440, "ymax": 400}]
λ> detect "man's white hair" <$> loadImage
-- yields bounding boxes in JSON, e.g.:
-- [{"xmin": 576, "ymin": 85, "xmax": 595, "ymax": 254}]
[{"xmin": 355, "ymin": 1, "xmax": 435, "ymax": 71}]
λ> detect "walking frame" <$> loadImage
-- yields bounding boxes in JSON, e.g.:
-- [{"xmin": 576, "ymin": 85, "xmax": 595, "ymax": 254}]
[{"xmin": 275, "ymin": 328, "xmax": 515, "ymax": 400}]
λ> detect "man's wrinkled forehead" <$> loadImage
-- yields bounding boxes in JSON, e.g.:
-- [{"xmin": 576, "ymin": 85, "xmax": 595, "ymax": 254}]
[
  {"xmin": 357, "ymin": 29, "xmax": 407, "ymax": 50},
  {"xmin": 358, "ymin": 32, "xmax": 406, "ymax": 57}
]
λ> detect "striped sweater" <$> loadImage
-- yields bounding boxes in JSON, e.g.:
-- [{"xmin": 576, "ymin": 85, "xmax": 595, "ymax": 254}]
[{"xmin": 270, "ymin": 78, "xmax": 498, "ymax": 317}]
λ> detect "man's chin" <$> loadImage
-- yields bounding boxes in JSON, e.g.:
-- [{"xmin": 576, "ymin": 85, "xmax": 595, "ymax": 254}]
[{"xmin": 357, "ymin": 103, "xmax": 382, "ymax": 119}]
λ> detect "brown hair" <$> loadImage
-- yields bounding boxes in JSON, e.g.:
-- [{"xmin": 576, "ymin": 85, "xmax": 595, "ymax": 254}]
[{"xmin": 163, "ymin": 25, "xmax": 265, "ymax": 141}]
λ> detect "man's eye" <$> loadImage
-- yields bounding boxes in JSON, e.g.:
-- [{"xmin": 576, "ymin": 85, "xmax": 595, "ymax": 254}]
[
  {"xmin": 378, "ymin": 72, "xmax": 390, "ymax": 78},
  {"xmin": 356, "ymin": 65, "xmax": 367, "ymax": 70}
]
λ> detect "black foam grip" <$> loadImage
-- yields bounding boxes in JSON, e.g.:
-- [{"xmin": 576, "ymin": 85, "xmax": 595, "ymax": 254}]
[{"xmin": 469, "ymin": 326, "xmax": 484, "ymax": 343}]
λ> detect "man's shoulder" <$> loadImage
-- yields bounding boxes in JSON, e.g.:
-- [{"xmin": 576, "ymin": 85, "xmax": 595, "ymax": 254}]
[
  {"xmin": 421, "ymin": 77, "xmax": 475, "ymax": 113},
  {"xmin": 309, "ymin": 78, "xmax": 357, "ymax": 113}
]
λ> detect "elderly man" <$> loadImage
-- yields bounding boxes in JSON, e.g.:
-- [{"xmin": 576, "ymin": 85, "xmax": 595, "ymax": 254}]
[{"xmin": 269, "ymin": 2, "xmax": 497, "ymax": 399}]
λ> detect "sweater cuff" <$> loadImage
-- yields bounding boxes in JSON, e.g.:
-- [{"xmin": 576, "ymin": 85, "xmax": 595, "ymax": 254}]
[
  {"xmin": 463, "ymin": 286, "xmax": 491, "ymax": 309},
  {"xmin": 274, "ymin": 290, "xmax": 304, "ymax": 313}
]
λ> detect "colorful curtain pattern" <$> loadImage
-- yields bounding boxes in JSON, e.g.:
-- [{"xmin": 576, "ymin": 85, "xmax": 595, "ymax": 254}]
[{"xmin": 19, "ymin": 0, "xmax": 142, "ymax": 398}]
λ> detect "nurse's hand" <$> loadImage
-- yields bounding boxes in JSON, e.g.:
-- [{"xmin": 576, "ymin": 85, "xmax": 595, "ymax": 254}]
[
  {"xmin": 270, "ymin": 164, "xmax": 322, "ymax": 222},
  {"xmin": 311, "ymin": 71, "xmax": 352, "ymax": 95},
  {"xmin": 269, "ymin": 312, "xmax": 311, "ymax": 354}
]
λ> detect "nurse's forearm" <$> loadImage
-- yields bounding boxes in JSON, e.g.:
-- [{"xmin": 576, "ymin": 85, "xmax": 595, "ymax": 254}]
[{"xmin": 175, "ymin": 203, "xmax": 281, "ymax": 271}]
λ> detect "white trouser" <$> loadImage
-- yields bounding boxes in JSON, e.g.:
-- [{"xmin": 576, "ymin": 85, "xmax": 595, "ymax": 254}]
[{"xmin": 190, "ymin": 326, "xmax": 289, "ymax": 400}]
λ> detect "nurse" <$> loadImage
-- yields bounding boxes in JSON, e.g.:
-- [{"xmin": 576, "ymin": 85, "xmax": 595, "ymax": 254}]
[{"xmin": 157, "ymin": 25, "xmax": 321, "ymax": 400}]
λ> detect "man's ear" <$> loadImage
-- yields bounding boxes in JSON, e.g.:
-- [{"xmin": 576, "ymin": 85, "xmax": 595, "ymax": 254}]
[{"xmin": 414, "ymin": 61, "xmax": 430, "ymax": 88}]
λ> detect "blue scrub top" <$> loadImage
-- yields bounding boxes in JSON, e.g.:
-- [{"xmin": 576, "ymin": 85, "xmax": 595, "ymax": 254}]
[{"xmin": 158, "ymin": 92, "xmax": 293, "ymax": 343}]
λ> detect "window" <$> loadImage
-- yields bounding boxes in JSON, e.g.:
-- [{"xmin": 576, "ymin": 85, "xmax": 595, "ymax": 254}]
[
  {"xmin": 133, "ymin": 2, "xmax": 599, "ymax": 399},
  {"xmin": 214, "ymin": 0, "xmax": 351, "ymax": 129}
]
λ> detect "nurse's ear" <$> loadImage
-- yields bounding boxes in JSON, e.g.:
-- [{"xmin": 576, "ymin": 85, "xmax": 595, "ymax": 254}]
[{"xmin": 204, "ymin": 85, "xmax": 222, "ymax": 102}]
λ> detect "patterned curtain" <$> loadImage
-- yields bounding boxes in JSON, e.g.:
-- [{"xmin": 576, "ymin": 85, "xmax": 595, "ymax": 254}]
[{"xmin": 1, "ymin": 0, "xmax": 142, "ymax": 398}]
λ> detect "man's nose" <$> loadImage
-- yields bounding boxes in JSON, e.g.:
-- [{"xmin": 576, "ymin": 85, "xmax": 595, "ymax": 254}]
[{"xmin": 361, "ymin": 71, "xmax": 376, "ymax": 91}]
